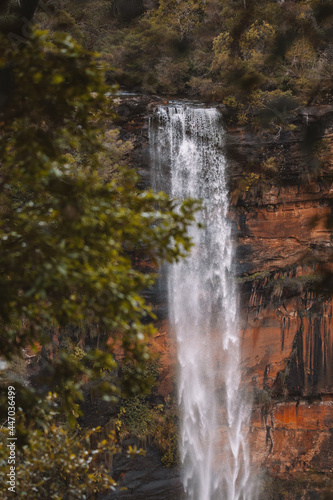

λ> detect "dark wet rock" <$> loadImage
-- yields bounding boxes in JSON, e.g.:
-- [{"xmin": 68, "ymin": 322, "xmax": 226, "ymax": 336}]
[{"xmin": 104, "ymin": 441, "xmax": 182, "ymax": 500}]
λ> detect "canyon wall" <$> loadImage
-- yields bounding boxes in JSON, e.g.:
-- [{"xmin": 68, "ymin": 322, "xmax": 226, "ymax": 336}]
[
  {"xmin": 228, "ymin": 108, "xmax": 333, "ymax": 485},
  {"xmin": 114, "ymin": 96, "xmax": 333, "ymax": 498}
]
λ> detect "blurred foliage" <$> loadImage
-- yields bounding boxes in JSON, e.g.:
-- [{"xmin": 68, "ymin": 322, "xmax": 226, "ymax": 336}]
[
  {"xmin": 0, "ymin": 7, "xmax": 198, "ymax": 496},
  {"xmin": 0, "ymin": 27, "xmax": 197, "ymax": 404},
  {"xmin": 0, "ymin": 395, "xmax": 117, "ymax": 499},
  {"xmin": 0, "ymin": 393, "xmax": 146, "ymax": 498}
]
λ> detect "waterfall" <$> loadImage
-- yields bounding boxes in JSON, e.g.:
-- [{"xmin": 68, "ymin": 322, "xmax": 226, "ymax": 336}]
[{"xmin": 150, "ymin": 105, "xmax": 255, "ymax": 500}]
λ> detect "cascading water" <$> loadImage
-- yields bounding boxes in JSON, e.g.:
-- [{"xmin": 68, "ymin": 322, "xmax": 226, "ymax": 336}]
[{"xmin": 150, "ymin": 105, "xmax": 255, "ymax": 500}]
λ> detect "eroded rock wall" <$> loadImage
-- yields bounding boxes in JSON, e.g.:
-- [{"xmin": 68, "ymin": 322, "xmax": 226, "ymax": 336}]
[{"xmin": 230, "ymin": 107, "xmax": 333, "ymax": 481}]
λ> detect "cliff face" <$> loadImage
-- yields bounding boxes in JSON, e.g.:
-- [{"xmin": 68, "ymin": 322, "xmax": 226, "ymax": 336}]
[
  {"xmin": 228, "ymin": 108, "xmax": 333, "ymax": 483},
  {"xmin": 115, "ymin": 96, "xmax": 333, "ymax": 497}
]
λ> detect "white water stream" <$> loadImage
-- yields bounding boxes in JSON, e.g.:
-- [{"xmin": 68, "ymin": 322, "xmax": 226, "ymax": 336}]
[{"xmin": 150, "ymin": 105, "xmax": 255, "ymax": 500}]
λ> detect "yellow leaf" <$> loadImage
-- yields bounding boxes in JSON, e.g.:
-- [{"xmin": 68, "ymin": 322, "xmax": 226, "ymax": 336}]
[{"xmin": 51, "ymin": 74, "xmax": 65, "ymax": 85}]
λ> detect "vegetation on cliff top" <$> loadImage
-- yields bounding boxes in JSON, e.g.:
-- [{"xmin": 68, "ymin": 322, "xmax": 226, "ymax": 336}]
[{"xmin": 39, "ymin": 0, "xmax": 333, "ymax": 122}]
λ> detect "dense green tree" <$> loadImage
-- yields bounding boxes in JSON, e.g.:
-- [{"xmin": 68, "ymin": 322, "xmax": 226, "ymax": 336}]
[{"xmin": 0, "ymin": 19, "xmax": 197, "ymax": 498}]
